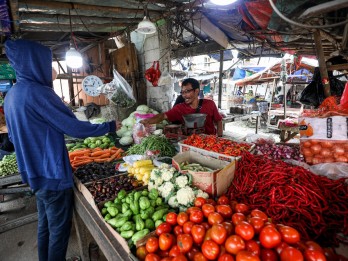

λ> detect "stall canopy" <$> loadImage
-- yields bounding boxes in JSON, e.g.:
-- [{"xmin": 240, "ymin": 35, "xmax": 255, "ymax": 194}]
[{"xmin": 0, "ymin": 0, "xmax": 347, "ymax": 61}]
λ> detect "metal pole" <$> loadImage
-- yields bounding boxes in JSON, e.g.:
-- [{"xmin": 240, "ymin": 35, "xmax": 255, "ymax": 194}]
[{"xmin": 218, "ymin": 50, "xmax": 224, "ymax": 109}]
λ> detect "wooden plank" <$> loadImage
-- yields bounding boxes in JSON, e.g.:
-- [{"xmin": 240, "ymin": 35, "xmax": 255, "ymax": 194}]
[
  {"xmin": 192, "ymin": 12, "xmax": 231, "ymax": 49},
  {"xmin": 299, "ymin": 0, "xmax": 348, "ymax": 19},
  {"xmin": 73, "ymin": 188, "xmax": 131, "ymax": 261},
  {"xmin": 342, "ymin": 14, "xmax": 348, "ymax": 49},
  {"xmin": 0, "ymin": 212, "xmax": 38, "ymax": 233},
  {"xmin": 313, "ymin": 30, "xmax": 331, "ymax": 98},
  {"xmin": 0, "ymin": 174, "xmax": 21, "ymax": 186},
  {"xmin": 327, "ymin": 63, "xmax": 348, "ymax": 71},
  {"xmin": 73, "ymin": 212, "xmax": 90, "ymax": 261},
  {"xmin": 9, "ymin": 0, "xmax": 20, "ymax": 33}
]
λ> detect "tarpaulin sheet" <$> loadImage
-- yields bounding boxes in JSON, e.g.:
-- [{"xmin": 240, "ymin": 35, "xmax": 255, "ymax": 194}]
[{"xmin": 0, "ymin": 0, "xmax": 11, "ymax": 35}]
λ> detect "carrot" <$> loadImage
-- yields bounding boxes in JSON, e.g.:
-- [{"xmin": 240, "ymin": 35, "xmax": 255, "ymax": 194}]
[
  {"xmin": 73, "ymin": 156, "xmax": 90, "ymax": 161},
  {"xmin": 92, "ymin": 147, "xmax": 103, "ymax": 152},
  {"xmin": 96, "ymin": 152, "xmax": 111, "ymax": 159},
  {"xmin": 90, "ymin": 151, "xmax": 108, "ymax": 157},
  {"xmin": 69, "ymin": 149, "xmax": 91, "ymax": 160},
  {"xmin": 71, "ymin": 159, "xmax": 93, "ymax": 167},
  {"xmin": 94, "ymin": 158, "xmax": 108, "ymax": 163},
  {"xmin": 107, "ymin": 149, "xmax": 123, "ymax": 162}
]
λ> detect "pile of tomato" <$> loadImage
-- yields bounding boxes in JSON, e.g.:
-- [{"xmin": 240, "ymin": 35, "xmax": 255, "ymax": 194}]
[{"xmin": 136, "ymin": 196, "xmax": 347, "ymax": 261}]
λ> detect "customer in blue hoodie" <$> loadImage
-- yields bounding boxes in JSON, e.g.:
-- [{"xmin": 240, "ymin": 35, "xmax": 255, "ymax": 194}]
[{"xmin": 4, "ymin": 39, "xmax": 117, "ymax": 261}]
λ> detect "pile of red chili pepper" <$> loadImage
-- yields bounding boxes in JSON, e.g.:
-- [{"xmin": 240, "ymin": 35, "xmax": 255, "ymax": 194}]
[
  {"xmin": 182, "ymin": 134, "xmax": 252, "ymax": 157},
  {"xmin": 227, "ymin": 152, "xmax": 348, "ymax": 246}
]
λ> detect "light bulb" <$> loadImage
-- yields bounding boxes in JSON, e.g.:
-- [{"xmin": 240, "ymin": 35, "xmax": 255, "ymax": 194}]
[
  {"xmin": 210, "ymin": 0, "xmax": 238, "ymax": 5},
  {"xmin": 65, "ymin": 47, "xmax": 83, "ymax": 68}
]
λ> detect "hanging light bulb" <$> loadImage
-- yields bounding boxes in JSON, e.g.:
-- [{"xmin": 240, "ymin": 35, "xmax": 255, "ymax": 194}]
[
  {"xmin": 65, "ymin": 44, "xmax": 83, "ymax": 69},
  {"xmin": 211, "ymin": 0, "xmax": 238, "ymax": 5}
]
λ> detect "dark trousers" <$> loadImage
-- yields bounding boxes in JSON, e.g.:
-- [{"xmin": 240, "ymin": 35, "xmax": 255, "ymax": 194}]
[{"xmin": 35, "ymin": 188, "xmax": 74, "ymax": 261}]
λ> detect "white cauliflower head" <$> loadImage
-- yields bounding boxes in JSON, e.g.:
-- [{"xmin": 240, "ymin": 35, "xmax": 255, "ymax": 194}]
[
  {"xmin": 154, "ymin": 177, "xmax": 164, "ymax": 187},
  {"xmin": 168, "ymin": 195, "xmax": 179, "ymax": 208},
  {"xmin": 175, "ymin": 175, "xmax": 188, "ymax": 188},
  {"xmin": 176, "ymin": 186, "xmax": 195, "ymax": 206},
  {"xmin": 158, "ymin": 182, "xmax": 175, "ymax": 199},
  {"xmin": 195, "ymin": 189, "xmax": 209, "ymax": 199},
  {"xmin": 150, "ymin": 168, "xmax": 162, "ymax": 181},
  {"xmin": 161, "ymin": 169, "xmax": 174, "ymax": 182},
  {"xmin": 148, "ymin": 180, "xmax": 156, "ymax": 190},
  {"xmin": 159, "ymin": 163, "xmax": 169, "ymax": 170}
]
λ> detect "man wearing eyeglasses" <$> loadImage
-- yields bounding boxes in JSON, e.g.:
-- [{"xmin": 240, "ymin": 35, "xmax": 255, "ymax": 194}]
[{"xmin": 141, "ymin": 78, "xmax": 223, "ymax": 136}]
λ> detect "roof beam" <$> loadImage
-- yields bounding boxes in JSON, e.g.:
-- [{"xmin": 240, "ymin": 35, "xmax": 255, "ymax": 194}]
[
  {"xmin": 20, "ymin": 24, "xmax": 128, "ymax": 32},
  {"xmin": 172, "ymin": 41, "xmax": 224, "ymax": 59},
  {"xmin": 192, "ymin": 12, "xmax": 231, "ymax": 49},
  {"xmin": 9, "ymin": 0, "xmax": 20, "ymax": 33},
  {"xmin": 299, "ymin": 0, "xmax": 348, "ymax": 19}
]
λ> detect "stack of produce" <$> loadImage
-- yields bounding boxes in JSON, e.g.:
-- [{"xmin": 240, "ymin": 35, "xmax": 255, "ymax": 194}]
[
  {"xmin": 148, "ymin": 164, "xmax": 209, "ymax": 211},
  {"xmin": 74, "ymin": 161, "xmax": 119, "ymax": 183},
  {"xmin": 127, "ymin": 135, "xmax": 176, "ymax": 158},
  {"xmin": 182, "ymin": 134, "xmax": 252, "ymax": 157},
  {"xmin": 100, "ymin": 188, "xmax": 174, "ymax": 245},
  {"xmin": 0, "ymin": 154, "xmax": 18, "ymax": 177},
  {"xmin": 69, "ymin": 147, "xmax": 123, "ymax": 169},
  {"xmin": 87, "ymin": 175, "xmax": 141, "ymax": 204},
  {"xmin": 127, "ymin": 159, "xmax": 155, "ymax": 185},
  {"xmin": 254, "ymin": 141, "xmax": 302, "ymax": 161},
  {"xmin": 227, "ymin": 152, "xmax": 348, "ymax": 245},
  {"xmin": 136, "ymin": 196, "xmax": 340, "ymax": 261},
  {"xmin": 66, "ymin": 135, "xmax": 115, "ymax": 152}
]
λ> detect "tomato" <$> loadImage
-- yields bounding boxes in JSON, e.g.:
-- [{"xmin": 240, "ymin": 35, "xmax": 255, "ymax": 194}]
[
  {"xmin": 183, "ymin": 221, "xmax": 195, "ymax": 234},
  {"xmin": 280, "ymin": 247, "xmax": 304, "ymax": 261},
  {"xmin": 250, "ymin": 209, "xmax": 268, "ymax": 222},
  {"xmin": 232, "ymin": 213, "xmax": 246, "ymax": 226},
  {"xmin": 177, "ymin": 213, "xmax": 189, "ymax": 226},
  {"xmin": 190, "ymin": 210, "xmax": 204, "ymax": 224},
  {"xmin": 146, "ymin": 237, "xmax": 159, "ymax": 253},
  {"xmin": 157, "ymin": 222, "xmax": 172, "ymax": 236},
  {"xmin": 204, "ymin": 228, "xmax": 212, "ymax": 242},
  {"xmin": 160, "ymin": 258, "xmax": 173, "ymax": 261},
  {"xmin": 136, "ymin": 246, "xmax": 148, "ymax": 261},
  {"xmin": 202, "ymin": 240, "xmax": 220, "ymax": 260},
  {"xmin": 260, "ymin": 249, "xmax": 278, "ymax": 261},
  {"xmin": 174, "ymin": 225, "xmax": 184, "ymax": 236},
  {"xmin": 177, "ymin": 234, "xmax": 193, "ymax": 254},
  {"xmin": 187, "ymin": 207, "xmax": 201, "ymax": 215},
  {"xmin": 263, "ymin": 222, "xmax": 276, "ymax": 229},
  {"xmin": 202, "ymin": 204, "xmax": 215, "ymax": 218},
  {"xmin": 305, "ymin": 241, "xmax": 324, "ymax": 253},
  {"xmin": 259, "ymin": 225, "xmax": 281, "ymax": 249},
  {"xmin": 187, "ymin": 247, "xmax": 200, "ymax": 261},
  {"xmin": 206, "ymin": 199, "xmax": 217, "ymax": 206},
  {"xmin": 245, "ymin": 240, "xmax": 260, "ymax": 256},
  {"xmin": 248, "ymin": 217, "xmax": 264, "ymax": 234},
  {"xmin": 201, "ymin": 222, "xmax": 210, "ymax": 231},
  {"xmin": 304, "ymin": 250, "xmax": 327, "ymax": 261},
  {"xmin": 172, "ymin": 255, "xmax": 188, "ymax": 261},
  {"xmin": 166, "ymin": 213, "xmax": 178, "ymax": 226},
  {"xmin": 230, "ymin": 200, "xmax": 238, "ymax": 211},
  {"xmin": 235, "ymin": 203, "xmax": 249, "ymax": 214},
  {"xmin": 159, "ymin": 233, "xmax": 175, "ymax": 251},
  {"xmin": 217, "ymin": 195, "xmax": 230, "ymax": 205},
  {"xmin": 218, "ymin": 253, "xmax": 235, "ymax": 261},
  {"xmin": 208, "ymin": 212, "xmax": 224, "ymax": 225},
  {"xmin": 211, "ymin": 224, "xmax": 228, "ymax": 244},
  {"xmin": 145, "ymin": 253, "xmax": 161, "ymax": 261},
  {"xmin": 219, "ymin": 245, "xmax": 227, "ymax": 257},
  {"xmin": 194, "ymin": 197, "xmax": 207, "ymax": 207},
  {"xmin": 191, "ymin": 225, "xmax": 206, "ymax": 245},
  {"xmin": 235, "ymin": 221, "xmax": 255, "ymax": 241},
  {"xmin": 158, "ymin": 249, "xmax": 169, "ymax": 258},
  {"xmin": 193, "ymin": 252, "xmax": 208, "ymax": 261},
  {"xmin": 169, "ymin": 246, "xmax": 181, "ymax": 257},
  {"xmin": 275, "ymin": 242, "xmax": 289, "ymax": 255},
  {"xmin": 236, "ymin": 251, "xmax": 260, "ymax": 261},
  {"xmin": 225, "ymin": 235, "xmax": 245, "ymax": 255},
  {"xmin": 278, "ymin": 226, "xmax": 300, "ymax": 244},
  {"xmin": 222, "ymin": 221, "xmax": 234, "ymax": 236},
  {"xmin": 216, "ymin": 205, "xmax": 233, "ymax": 219}
]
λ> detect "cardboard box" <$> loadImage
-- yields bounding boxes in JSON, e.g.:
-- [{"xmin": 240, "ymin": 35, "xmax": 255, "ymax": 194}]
[{"xmin": 172, "ymin": 151, "xmax": 236, "ymax": 197}]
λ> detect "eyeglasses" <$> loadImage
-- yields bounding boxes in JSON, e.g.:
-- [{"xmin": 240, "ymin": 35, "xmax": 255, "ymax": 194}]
[{"xmin": 180, "ymin": 89, "xmax": 195, "ymax": 95}]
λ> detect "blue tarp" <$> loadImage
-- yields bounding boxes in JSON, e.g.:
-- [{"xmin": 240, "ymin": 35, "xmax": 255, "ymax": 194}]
[{"xmin": 232, "ymin": 67, "xmax": 266, "ymax": 80}]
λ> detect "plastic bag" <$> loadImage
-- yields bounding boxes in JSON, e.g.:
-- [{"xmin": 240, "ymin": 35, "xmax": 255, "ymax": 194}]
[
  {"xmin": 340, "ymin": 82, "xmax": 348, "ymax": 109},
  {"xmin": 98, "ymin": 69, "xmax": 136, "ymax": 108},
  {"xmin": 145, "ymin": 61, "xmax": 161, "ymax": 87},
  {"xmin": 157, "ymin": 70, "xmax": 172, "ymax": 86},
  {"xmin": 245, "ymin": 133, "xmax": 275, "ymax": 144},
  {"xmin": 132, "ymin": 113, "xmax": 156, "ymax": 144},
  {"xmin": 309, "ymin": 163, "xmax": 348, "ymax": 180}
]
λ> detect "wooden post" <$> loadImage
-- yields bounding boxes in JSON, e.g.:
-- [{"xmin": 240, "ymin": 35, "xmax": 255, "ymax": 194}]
[
  {"xmin": 313, "ymin": 30, "xmax": 331, "ymax": 97},
  {"xmin": 67, "ymin": 66, "xmax": 76, "ymax": 106},
  {"xmin": 255, "ymin": 84, "xmax": 258, "ymax": 96},
  {"xmin": 218, "ymin": 49, "xmax": 224, "ymax": 109}
]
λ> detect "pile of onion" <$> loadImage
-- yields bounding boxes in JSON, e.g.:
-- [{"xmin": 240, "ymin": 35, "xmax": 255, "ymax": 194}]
[{"xmin": 254, "ymin": 142, "xmax": 303, "ymax": 161}]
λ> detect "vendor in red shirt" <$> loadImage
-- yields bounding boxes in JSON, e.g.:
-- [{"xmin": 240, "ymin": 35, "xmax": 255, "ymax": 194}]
[{"xmin": 141, "ymin": 78, "xmax": 223, "ymax": 136}]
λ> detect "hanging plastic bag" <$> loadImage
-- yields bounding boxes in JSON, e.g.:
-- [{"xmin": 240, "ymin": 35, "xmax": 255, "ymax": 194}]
[
  {"xmin": 98, "ymin": 69, "xmax": 136, "ymax": 108},
  {"xmin": 145, "ymin": 61, "xmax": 161, "ymax": 87},
  {"xmin": 157, "ymin": 70, "xmax": 172, "ymax": 86}
]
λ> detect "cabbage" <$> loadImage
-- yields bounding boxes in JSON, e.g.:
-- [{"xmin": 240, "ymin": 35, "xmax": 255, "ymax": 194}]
[
  {"xmin": 119, "ymin": 136, "xmax": 133, "ymax": 145},
  {"xmin": 124, "ymin": 117, "xmax": 135, "ymax": 127},
  {"xmin": 90, "ymin": 117, "xmax": 107, "ymax": 124},
  {"xmin": 134, "ymin": 110, "xmax": 147, "ymax": 115},
  {"xmin": 122, "ymin": 130, "xmax": 133, "ymax": 137},
  {"xmin": 136, "ymin": 105, "xmax": 149, "ymax": 112},
  {"xmin": 116, "ymin": 126, "xmax": 128, "ymax": 137},
  {"xmin": 152, "ymin": 110, "xmax": 159, "ymax": 115}
]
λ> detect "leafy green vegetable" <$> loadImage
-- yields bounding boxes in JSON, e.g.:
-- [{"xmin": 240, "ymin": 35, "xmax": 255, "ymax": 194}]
[{"xmin": 127, "ymin": 135, "xmax": 176, "ymax": 157}]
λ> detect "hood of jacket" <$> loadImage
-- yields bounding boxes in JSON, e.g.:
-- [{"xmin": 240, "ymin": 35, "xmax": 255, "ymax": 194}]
[{"xmin": 5, "ymin": 39, "xmax": 53, "ymax": 88}]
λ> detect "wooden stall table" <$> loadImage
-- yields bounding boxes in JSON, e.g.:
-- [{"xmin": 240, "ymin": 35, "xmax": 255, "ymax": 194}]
[
  {"xmin": 73, "ymin": 187, "xmax": 133, "ymax": 261},
  {"xmin": 278, "ymin": 125, "xmax": 299, "ymax": 143}
]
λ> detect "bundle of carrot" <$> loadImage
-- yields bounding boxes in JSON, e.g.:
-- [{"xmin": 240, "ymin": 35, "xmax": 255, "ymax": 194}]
[
  {"xmin": 227, "ymin": 151, "xmax": 348, "ymax": 246},
  {"xmin": 69, "ymin": 147, "xmax": 124, "ymax": 169}
]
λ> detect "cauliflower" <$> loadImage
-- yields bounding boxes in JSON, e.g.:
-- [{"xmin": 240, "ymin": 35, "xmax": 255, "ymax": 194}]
[
  {"xmin": 154, "ymin": 177, "xmax": 164, "ymax": 187},
  {"xmin": 148, "ymin": 180, "xmax": 156, "ymax": 190},
  {"xmin": 158, "ymin": 182, "xmax": 175, "ymax": 199},
  {"xmin": 176, "ymin": 186, "xmax": 195, "ymax": 206},
  {"xmin": 159, "ymin": 163, "xmax": 169, "ymax": 170},
  {"xmin": 161, "ymin": 169, "xmax": 174, "ymax": 182},
  {"xmin": 175, "ymin": 175, "xmax": 188, "ymax": 188},
  {"xmin": 195, "ymin": 189, "xmax": 209, "ymax": 199},
  {"xmin": 168, "ymin": 195, "xmax": 179, "ymax": 208},
  {"xmin": 150, "ymin": 168, "xmax": 162, "ymax": 181}
]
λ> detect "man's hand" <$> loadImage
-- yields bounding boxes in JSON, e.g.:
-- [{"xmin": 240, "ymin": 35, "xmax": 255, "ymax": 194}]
[{"xmin": 116, "ymin": 121, "xmax": 122, "ymax": 130}]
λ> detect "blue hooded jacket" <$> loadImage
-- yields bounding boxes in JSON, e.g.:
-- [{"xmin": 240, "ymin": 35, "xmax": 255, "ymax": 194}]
[{"xmin": 4, "ymin": 39, "xmax": 116, "ymax": 191}]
